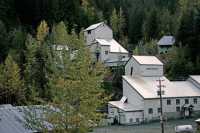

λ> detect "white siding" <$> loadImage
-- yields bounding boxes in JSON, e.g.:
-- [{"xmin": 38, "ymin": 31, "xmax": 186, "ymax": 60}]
[
  {"xmin": 84, "ymin": 30, "xmax": 96, "ymax": 45},
  {"xmin": 140, "ymin": 65, "xmax": 163, "ymax": 77},
  {"xmin": 123, "ymin": 78, "xmax": 144, "ymax": 107},
  {"xmin": 84, "ymin": 24, "xmax": 113, "ymax": 45},
  {"xmin": 124, "ymin": 112, "xmax": 143, "ymax": 124},
  {"xmin": 125, "ymin": 57, "xmax": 163, "ymax": 77},
  {"xmin": 94, "ymin": 24, "xmax": 113, "ymax": 40},
  {"xmin": 108, "ymin": 104, "xmax": 144, "ymax": 125},
  {"xmin": 144, "ymin": 99, "xmax": 160, "ymax": 121},
  {"xmin": 100, "ymin": 45, "xmax": 110, "ymax": 61},
  {"xmin": 144, "ymin": 97, "xmax": 200, "ymax": 121},
  {"xmin": 108, "ymin": 104, "xmax": 119, "ymax": 118},
  {"xmin": 125, "ymin": 57, "xmax": 141, "ymax": 76}
]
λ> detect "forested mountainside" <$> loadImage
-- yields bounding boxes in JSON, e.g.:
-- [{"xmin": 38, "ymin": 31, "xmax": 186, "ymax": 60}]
[
  {"xmin": 0, "ymin": 0, "xmax": 200, "ymax": 80},
  {"xmin": 0, "ymin": 0, "xmax": 200, "ymax": 132}
]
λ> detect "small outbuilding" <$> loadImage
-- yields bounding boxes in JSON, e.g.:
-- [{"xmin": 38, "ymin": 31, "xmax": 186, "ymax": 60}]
[{"xmin": 157, "ymin": 35, "xmax": 175, "ymax": 54}]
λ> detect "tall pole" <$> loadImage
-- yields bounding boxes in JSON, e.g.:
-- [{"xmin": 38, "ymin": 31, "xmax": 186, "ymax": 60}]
[{"xmin": 157, "ymin": 78, "xmax": 165, "ymax": 133}]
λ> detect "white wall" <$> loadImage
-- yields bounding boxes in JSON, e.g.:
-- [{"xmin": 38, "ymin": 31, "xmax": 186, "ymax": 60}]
[
  {"xmin": 124, "ymin": 111, "xmax": 143, "ymax": 124},
  {"xmin": 144, "ymin": 97, "xmax": 200, "ymax": 121},
  {"xmin": 84, "ymin": 24, "xmax": 113, "ymax": 45},
  {"xmin": 84, "ymin": 30, "xmax": 96, "ymax": 45},
  {"xmin": 144, "ymin": 99, "xmax": 160, "ymax": 121},
  {"xmin": 140, "ymin": 65, "xmax": 163, "ymax": 77},
  {"xmin": 108, "ymin": 104, "xmax": 143, "ymax": 125},
  {"xmin": 125, "ymin": 57, "xmax": 141, "ymax": 76},
  {"xmin": 125, "ymin": 57, "xmax": 163, "ymax": 77},
  {"xmin": 100, "ymin": 45, "xmax": 110, "ymax": 61},
  {"xmin": 95, "ymin": 24, "xmax": 113, "ymax": 40},
  {"xmin": 123, "ymin": 78, "xmax": 144, "ymax": 107}
]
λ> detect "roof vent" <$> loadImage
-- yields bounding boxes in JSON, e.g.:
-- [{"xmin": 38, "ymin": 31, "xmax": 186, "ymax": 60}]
[{"xmin": 120, "ymin": 96, "xmax": 128, "ymax": 103}]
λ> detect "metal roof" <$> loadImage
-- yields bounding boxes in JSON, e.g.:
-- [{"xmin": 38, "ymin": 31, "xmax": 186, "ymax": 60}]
[
  {"xmin": 105, "ymin": 57, "xmax": 129, "ymax": 63},
  {"xmin": 84, "ymin": 22, "xmax": 104, "ymax": 31},
  {"xmin": 123, "ymin": 75, "xmax": 200, "ymax": 99},
  {"xmin": 108, "ymin": 101, "xmax": 142, "ymax": 112},
  {"xmin": 190, "ymin": 75, "xmax": 200, "ymax": 84},
  {"xmin": 157, "ymin": 35, "xmax": 175, "ymax": 46},
  {"xmin": 132, "ymin": 55, "xmax": 163, "ymax": 65},
  {"xmin": 95, "ymin": 39, "xmax": 128, "ymax": 53},
  {"xmin": 0, "ymin": 105, "xmax": 53, "ymax": 133}
]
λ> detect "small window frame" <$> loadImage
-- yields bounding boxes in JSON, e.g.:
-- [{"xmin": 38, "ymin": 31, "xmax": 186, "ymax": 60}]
[
  {"xmin": 185, "ymin": 99, "xmax": 189, "ymax": 104},
  {"xmin": 105, "ymin": 51, "xmax": 109, "ymax": 55},
  {"xmin": 176, "ymin": 99, "xmax": 180, "ymax": 105},
  {"xmin": 148, "ymin": 108, "xmax": 153, "ymax": 114},
  {"xmin": 176, "ymin": 106, "xmax": 180, "ymax": 112},
  {"xmin": 167, "ymin": 99, "xmax": 171, "ymax": 105},
  {"xmin": 194, "ymin": 98, "xmax": 197, "ymax": 104}
]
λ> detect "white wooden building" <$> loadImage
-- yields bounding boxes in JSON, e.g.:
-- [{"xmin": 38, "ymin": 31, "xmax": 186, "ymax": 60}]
[
  {"xmin": 157, "ymin": 36, "xmax": 175, "ymax": 54},
  {"xmin": 84, "ymin": 22, "xmax": 113, "ymax": 45},
  {"xmin": 108, "ymin": 55, "xmax": 200, "ymax": 125},
  {"xmin": 84, "ymin": 22, "xmax": 129, "ymax": 67}
]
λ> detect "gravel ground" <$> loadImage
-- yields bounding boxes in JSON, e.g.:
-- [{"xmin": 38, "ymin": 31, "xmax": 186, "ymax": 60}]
[{"xmin": 91, "ymin": 118, "xmax": 197, "ymax": 133}]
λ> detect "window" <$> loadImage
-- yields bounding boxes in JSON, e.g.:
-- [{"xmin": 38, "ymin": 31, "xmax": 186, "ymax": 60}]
[
  {"xmin": 167, "ymin": 99, "xmax": 171, "ymax": 105},
  {"xmin": 136, "ymin": 118, "xmax": 140, "ymax": 123},
  {"xmin": 87, "ymin": 30, "xmax": 91, "ymax": 34},
  {"xmin": 194, "ymin": 98, "xmax": 197, "ymax": 104},
  {"xmin": 148, "ymin": 108, "xmax": 153, "ymax": 114},
  {"xmin": 176, "ymin": 106, "xmax": 180, "ymax": 112},
  {"xmin": 130, "ymin": 67, "xmax": 133, "ymax": 76},
  {"xmin": 146, "ymin": 68, "xmax": 158, "ymax": 70},
  {"xmin": 185, "ymin": 99, "xmax": 189, "ymax": 104},
  {"xmin": 129, "ymin": 118, "xmax": 133, "ymax": 123},
  {"xmin": 157, "ymin": 108, "xmax": 161, "ymax": 113},
  {"xmin": 176, "ymin": 99, "xmax": 180, "ymax": 105},
  {"xmin": 157, "ymin": 90, "xmax": 165, "ymax": 96},
  {"xmin": 105, "ymin": 51, "xmax": 108, "ymax": 55}
]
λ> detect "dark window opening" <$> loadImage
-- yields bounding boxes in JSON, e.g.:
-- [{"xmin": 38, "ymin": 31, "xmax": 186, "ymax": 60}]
[
  {"xmin": 87, "ymin": 30, "xmax": 91, "ymax": 34},
  {"xmin": 130, "ymin": 67, "xmax": 133, "ymax": 76},
  {"xmin": 148, "ymin": 108, "xmax": 153, "ymax": 114},
  {"xmin": 194, "ymin": 98, "xmax": 197, "ymax": 104},
  {"xmin": 167, "ymin": 99, "xmax": 171, "ymax": 105},
  {"xmin": 185, "ymin": 99, "xmax": 189, "ymax": 104},
  {"xmin": 105, "ymin": 51, "xmax": 108, "ymax": 55},
  {"xmin": 176, "ymin": 99, "xmax": 180, "ymax": 105},
  {"xmin": 157, "ymin": 108, "xmax": 161, "ymax": 113},
  {"xmin": 176, "ymin": 106, "xmax": 180, "ymax": 112}
]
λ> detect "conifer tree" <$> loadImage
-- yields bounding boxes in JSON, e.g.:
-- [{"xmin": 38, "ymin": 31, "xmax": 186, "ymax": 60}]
[
  {"xmin": 0, "ymin": 55, "xmax": 25, "ymax": 104},
  {"xmin": 38, "ymin": 22, "xmax": 109, "ymax": 133},
  {"xmin": 25, "ymin": 21, "xmax": 54, "ymax": 102}
]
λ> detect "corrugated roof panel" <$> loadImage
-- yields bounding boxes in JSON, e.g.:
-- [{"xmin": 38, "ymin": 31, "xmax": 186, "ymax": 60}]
[
  {"xmin": 123, "ymin": 75, "xmax": 200, "ymax": 99},
  {"xmin": 84, "ymin": 22, "xmax": 104, "ymax": 31},
  {"xmin": 0, "ymin": 105, "xmax": 53, "ymax": 133},
  {"xmin": 96, "ymin": 39, "xmax": 128, "ymax": 53},
  {"xmin": 109, "ymin": 101, "xmax": 142, "ymax": 112},
  {"xmin": 157, "ymin": 36, "xmax": 175, "ymax": 46}
]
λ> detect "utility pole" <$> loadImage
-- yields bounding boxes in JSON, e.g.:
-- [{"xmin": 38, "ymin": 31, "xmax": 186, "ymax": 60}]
[{"xmin": 157, "ymin": 78, "xmax": 165, "ymax": 133}]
